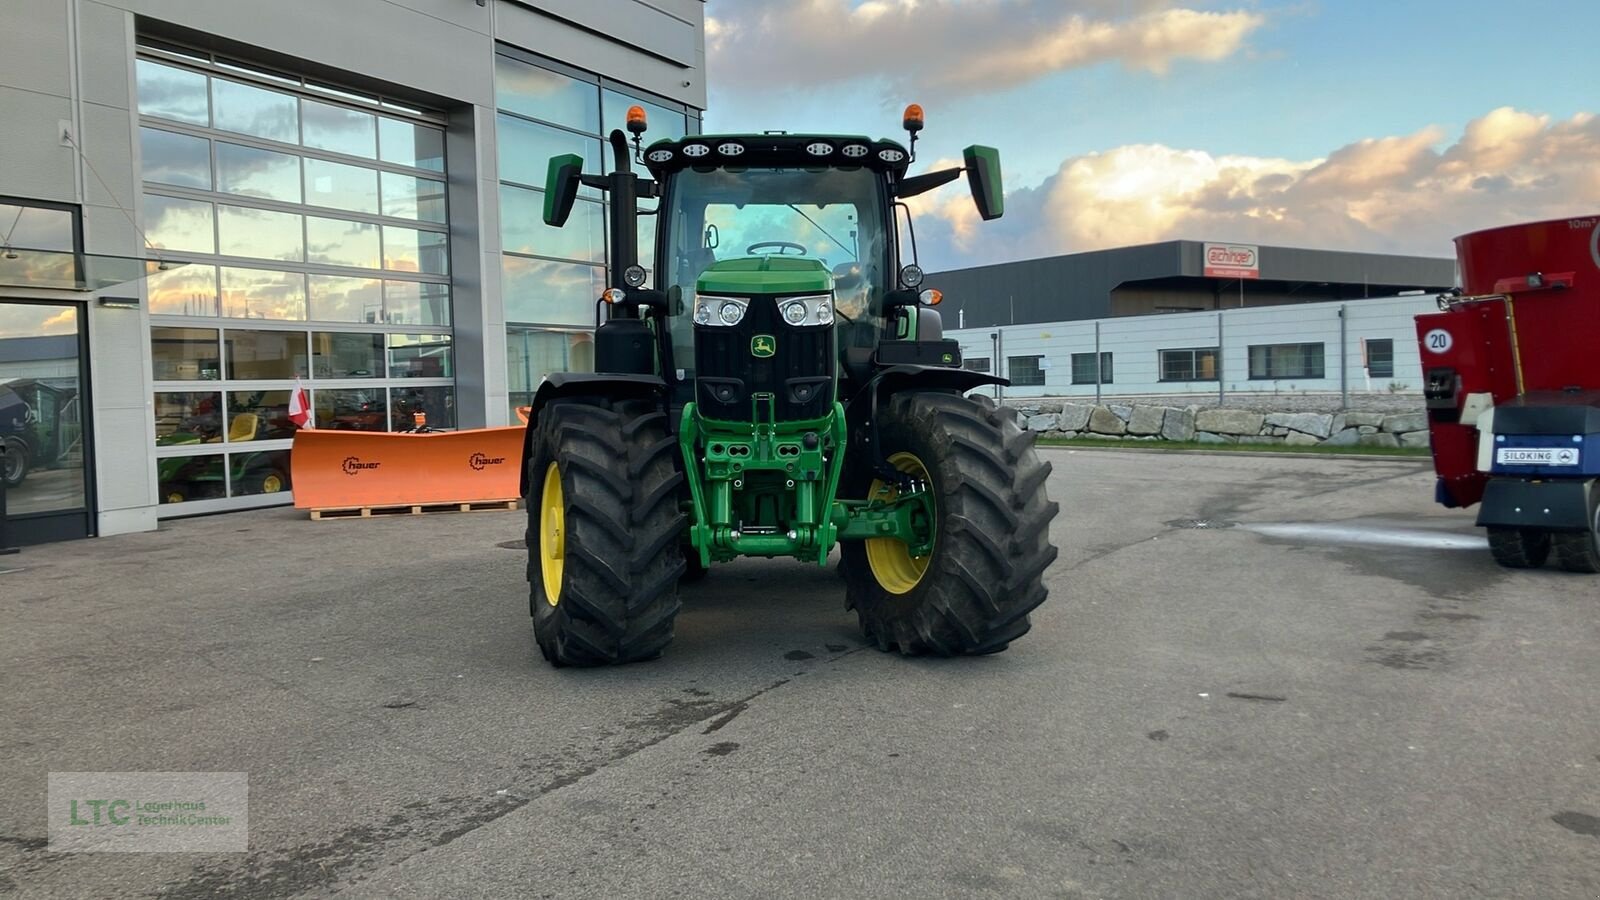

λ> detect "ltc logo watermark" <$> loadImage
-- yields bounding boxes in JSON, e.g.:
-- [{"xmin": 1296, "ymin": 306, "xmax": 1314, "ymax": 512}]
[{"xmin": 48, "ymin": 772, "xmax": 248, "ymax": 852}]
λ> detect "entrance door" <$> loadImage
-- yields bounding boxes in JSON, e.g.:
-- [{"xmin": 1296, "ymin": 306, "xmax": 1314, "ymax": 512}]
[{"xmin": 1, "ymin": 301, "xmax": 92, "ymax": 544}]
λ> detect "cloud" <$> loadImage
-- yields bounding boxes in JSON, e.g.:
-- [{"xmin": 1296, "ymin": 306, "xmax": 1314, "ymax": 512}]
[
  {"xmin": 706, "ymin": 1, "xmax": 1265, "ymax": 98},
  {"xmin": 910, "ymin": 106, "xmax": 1600, "ymax": 270}
]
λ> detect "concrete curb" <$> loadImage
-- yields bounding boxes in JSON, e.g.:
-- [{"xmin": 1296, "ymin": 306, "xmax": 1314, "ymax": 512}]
[{"xmin": 1035, "ymin": 443, "xmax": 1431, "ymax": 463}]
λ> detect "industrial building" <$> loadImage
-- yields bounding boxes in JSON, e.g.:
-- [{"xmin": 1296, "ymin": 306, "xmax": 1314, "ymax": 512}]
[
  {"xmin": 930, "ymin": 240, "xmax": 1455, "ymax": 329},
  {"xmin": 1, "ymin": 0, "xmax": 706, "ymax": 545}
]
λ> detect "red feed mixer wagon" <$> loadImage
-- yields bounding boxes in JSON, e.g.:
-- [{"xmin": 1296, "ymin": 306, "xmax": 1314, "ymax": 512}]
[{"xmin": 1416, "ymin": 215, "xmax": 1600, "ymax": 572}]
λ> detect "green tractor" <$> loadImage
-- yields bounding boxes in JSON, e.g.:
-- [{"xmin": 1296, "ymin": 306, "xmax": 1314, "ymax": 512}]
[{"xmin": 520, "ymin": 105, "xmax": 1059, "ymax": 666}]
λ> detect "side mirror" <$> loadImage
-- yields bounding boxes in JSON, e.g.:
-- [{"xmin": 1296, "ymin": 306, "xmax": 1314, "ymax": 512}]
[
  {"xmin": 543, "ymin": 153, "xmax": 584, "ymax": 227},
  {"xmin": 962, "ymin": 144, "xmax": 1004, "ymax": 221}
]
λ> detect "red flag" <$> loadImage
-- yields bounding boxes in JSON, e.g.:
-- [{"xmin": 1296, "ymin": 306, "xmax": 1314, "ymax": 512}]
[{"xmin": 288, "ymin": 379, "xmax": 313, "ymax": 429}]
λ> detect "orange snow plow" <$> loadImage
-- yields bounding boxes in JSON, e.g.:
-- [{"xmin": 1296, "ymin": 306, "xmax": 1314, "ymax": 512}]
[{"xmin": 291, "ymin": 427, "xmax": 524, "ymax": 511}]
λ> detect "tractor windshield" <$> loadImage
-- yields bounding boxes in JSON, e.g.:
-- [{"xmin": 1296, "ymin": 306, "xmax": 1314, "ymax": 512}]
[{"xmin": 660, "ymin": 166, "xmax": 891, "ymax": 374}]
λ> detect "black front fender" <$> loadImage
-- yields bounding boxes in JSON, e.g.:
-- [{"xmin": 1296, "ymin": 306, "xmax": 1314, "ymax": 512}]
[
  {"xmin": 873, "ymin": 364, "xmax": 1008, "ymax": 397},
  {"xmin": 517, "ymin": 373, "xmax": 667, "ymax": 496},
  {"xmin": 1475, "ymin": 477, "xmax": 1597, "ymax": 532}
]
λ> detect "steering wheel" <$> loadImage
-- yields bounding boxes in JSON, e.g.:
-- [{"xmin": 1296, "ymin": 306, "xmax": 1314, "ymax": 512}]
[{"xmin": 746, "ymin": 241, "xmax": 809, "ymax": 257}]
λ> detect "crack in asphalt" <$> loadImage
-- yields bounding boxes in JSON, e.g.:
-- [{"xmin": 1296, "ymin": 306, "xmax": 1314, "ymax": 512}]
[{"xmin": 158, "ymin": 647, "xmax": 871, "ymax": 900}]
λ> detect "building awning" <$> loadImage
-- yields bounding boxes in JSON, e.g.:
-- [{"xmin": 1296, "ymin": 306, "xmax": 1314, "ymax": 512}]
[{"xmin": 0, "ymin": 248, "xmax": 185, "ymax": 293}]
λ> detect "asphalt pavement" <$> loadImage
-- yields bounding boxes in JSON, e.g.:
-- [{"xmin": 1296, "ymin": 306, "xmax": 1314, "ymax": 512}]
[{"xmin": 2, "ymin": 448, "xmax": 1598, "ymax": 898}]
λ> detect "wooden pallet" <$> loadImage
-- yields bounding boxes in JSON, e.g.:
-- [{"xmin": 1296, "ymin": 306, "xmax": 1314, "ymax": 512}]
[{"xmin": 309, "ymin": 499, "xmax": 519, "ymax": 520}]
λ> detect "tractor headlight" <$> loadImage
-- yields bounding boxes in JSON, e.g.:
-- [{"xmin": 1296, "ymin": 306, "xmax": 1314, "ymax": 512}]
[
  {"xmin": 778, "ymin": 294, "xmax": 834, "ymax": 327},
  {"xmin": 694, "ymin": 294, "xmax": 748, "ymax": 327}
]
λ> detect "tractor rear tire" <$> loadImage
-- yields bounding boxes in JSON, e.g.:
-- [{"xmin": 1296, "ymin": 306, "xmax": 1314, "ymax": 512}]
[
  {"xmin": 1550, "ymin": 507, "xmax": 1600, "ymax": 573},
  {"xmin": 1487, "ymin": 527, "xmax": 1551, "ymax": 569},
  {"xmin": 842, "ymin": 392, "xmax": 1060, "ymax": 655},
  {"xmin": 526, "ymin": 397, "xmax": 686, "ymax": 666}
]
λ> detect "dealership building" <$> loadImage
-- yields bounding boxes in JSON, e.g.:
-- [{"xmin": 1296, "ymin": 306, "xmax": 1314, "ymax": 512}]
[{"xmin": 0, "ymin": 0, "xmax": 706, "ymax": 544}]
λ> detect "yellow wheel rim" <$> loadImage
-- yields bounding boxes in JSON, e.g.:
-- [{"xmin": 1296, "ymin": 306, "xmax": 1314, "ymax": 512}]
[
  {"xmin": 864, "ymin": 452, "xmax": 935, "ymax": 595},
  {"xmin": 260, "ymin": 473, "xmax": 284, "ymax": 493},
  {"xmin": 539, "ymin": 461, "xmax": 565, "ymax": 606}
]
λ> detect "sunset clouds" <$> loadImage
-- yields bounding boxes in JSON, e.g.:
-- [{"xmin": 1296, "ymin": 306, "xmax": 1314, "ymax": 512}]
[
  {"xmin": 706, "ymin": 1, "xmax": 1264, "ymax": 98},
  {"xmin": 905, "ymin": 107, "xmax": 1600, "ymax": 268}
]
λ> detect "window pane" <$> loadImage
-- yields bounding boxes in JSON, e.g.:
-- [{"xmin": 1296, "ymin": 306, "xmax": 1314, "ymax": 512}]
[
  {"xmin": 140, "ymin": 127, "xmax": 211, "ymax": 189},
  {"xmin": 304, "ymin": 158, "xmax": 379, "ymax": 214},
  {"xmin": 154, "ymin": 391, "xmax": 222, "ymax": 445},
  {"xmin": 305, "ymin": 216, "xmax": 380, "ymax": 268},
  {"xmin": 315, "ymin": 388, "xmax": 386, "ymax": 431},
  {"xmin": 392, "ymin": 386, "xmax": 455, "ymax": 430},
  {"xmin": 638, "ymin": 198, "xmax": 658, "ymax": 272},
  {"xmin": 212, "ymin": 78, "xmax": 299, "ymax": 143},
  {"xmin": 144, "ymin": 194, "xmax": 215, "ymax": 254},
  {"xmin": 381, "ymin": 172, "xmax": 447, "ymax": 223},
  {"xmin": 226, "ymin": 390, "xmax": 296, "ymax": 441},
  {"xmin": 0, "ymin": 204, "xmax": 73, "ymax": 252},
  {"xmin": 231, "ymin": 449, "xmax": 293, "ymax": 496},
  {"xmin": 495, "ymin": 56, "xmax": 599, "ymax": 132},
  {"xmin": 302, "ymin": 99, "xmax": 376, "ymax": 158},
  {"xmin": 219, "ymin": 267, "xmax": 306, "ymax": 320},
  {"xmin": 497, "ymin": 114, "xmax": 600, "ymax": 190},
  {"xmin": 503, "ymin": 256, "xmax": 603, "ymax": 326},
  {"xmin": 383, "ymin": 226, "xmax": 448, "ymax": 274},
  {"xmin": 602, "ymin": 89, "xmax": 686, "ymax": 141},
  {"xmin": 383, "ymin": 281, "xmax": 451, "ymax": 327},
  {"xmin": 308, "ymin": 275, "xmax": 381, "ymax": 323},
  {"xmin": 1367, "ymin": 339, "xmax": 1395, "ymax": 378},
  {"xmin": 499, "ymin": 185, "xmax": 603, "ymax": 263},
  {"xmin": 147, "ymin": 265, "xmax": 220, "ymax": 317},
  {"xmin": 218, "ymin": 205, "xmax": 303, "ymax": 261},
  {"xmin": 963, "ymin": 357, "xmax": 990, "ymax": 373},
  {"xmin": 378, "ymin": 118, "xmax": 445, "ymax": 171},
  {"xmin": 506, "ymin": 328, "xmax": 593, "ymax": 405},
  {"xmin": 216, "ymin": 142, "xmax": 302, "ymax": 203},
  {"xmin": 151, "ymin": 327, "xmax": 221, "ymax": 381},
  {"xmin": 225, "ymin": 328, "xmax": 308, "ymax": 379},
  {"xmin": 136, "ymin": 60, "xmax": 208, "ymax": 126},
  {"xmin": 158, "ymin": 453, "xmax": 227, "ymax": 503},
  {"xmin": 312, "ymin": 331, "xmax": 384, "ymax": 378},
  {"xmin": 1008, "ymin": 355, "xmax": 1045, "ymax": 387},
  {"xmin": 388, "ymin": 333, "xmax": 453, "ymax": 378}
]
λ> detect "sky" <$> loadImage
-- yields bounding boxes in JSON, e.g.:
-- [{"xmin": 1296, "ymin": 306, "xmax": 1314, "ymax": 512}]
[{"xmin": 701, "ymin": 0, "xmax": 1600, "ymax": 271}]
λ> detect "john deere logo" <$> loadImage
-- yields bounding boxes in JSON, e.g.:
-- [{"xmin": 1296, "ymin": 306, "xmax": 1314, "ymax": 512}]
[{"xmin": 751, "ymin": 335, "xmax": 776, "ymax": 358}]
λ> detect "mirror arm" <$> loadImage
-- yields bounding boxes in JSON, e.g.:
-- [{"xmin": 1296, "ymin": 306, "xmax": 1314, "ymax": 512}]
[{"xmin": 895, "ymin": 168, "xmax": 962, "ymax": 199}]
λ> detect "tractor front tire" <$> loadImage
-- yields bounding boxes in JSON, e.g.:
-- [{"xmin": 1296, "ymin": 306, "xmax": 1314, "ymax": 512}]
[
  {"xmin": 842, "ymin": 392, "xmax": 1060, "ymax": 655},
  {"xmin": 1487, "ymin": 527, "xmax": 1551, "ymax": 569},
  {"xmin": 3, "ymin": 437, "xmax": 30, "ymax": 488},
  {"xmin": 1550, "ymin": 506, "xmax": 1600, "ymax": 573},
  {"xmin": 526, "ymin": 397, "xmax": 686, "ymax": 666}
]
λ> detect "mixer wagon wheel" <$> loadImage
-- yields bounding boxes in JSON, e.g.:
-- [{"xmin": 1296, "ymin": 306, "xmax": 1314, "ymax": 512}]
[
  {"xmin": 1550, "ymin": 507, "xmax": 1600, "ymax": 574},
  {"xmin": 841, "ymin": 391, "xmax": 1060, "ymax": 656},
  {"xmin": 525, "ymin": 396, "xmax": 687, "ymax": 666},
  {"xmin": 1486, "ymin": 528, "xmax": 1551, "ymax": 569}
]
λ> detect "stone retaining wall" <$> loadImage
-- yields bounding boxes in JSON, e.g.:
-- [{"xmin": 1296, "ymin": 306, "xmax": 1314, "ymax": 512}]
[{"xmin": 1013, "ymin": 401, "xmax": 1430, "ymax": 449}]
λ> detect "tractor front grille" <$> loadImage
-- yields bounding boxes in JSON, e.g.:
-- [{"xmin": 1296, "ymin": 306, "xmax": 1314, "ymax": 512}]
[{"xmin": 694, "ymin": 295, "xmax": 836, "ymax": 421}]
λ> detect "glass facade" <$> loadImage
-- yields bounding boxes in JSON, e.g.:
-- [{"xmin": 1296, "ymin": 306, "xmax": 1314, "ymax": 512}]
[
  {"xmin": 494, "ymin": 50, "xmax": 696, "ymax": 418},
  {"xmin": 137, "ymin": 48, "xmax": 454, "ymax": 510}
]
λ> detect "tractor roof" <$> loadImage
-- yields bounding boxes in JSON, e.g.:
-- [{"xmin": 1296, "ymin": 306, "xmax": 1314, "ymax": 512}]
[{"xmin": 640, "ymin": 133, "xmax": 912, "ymax": 178}]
